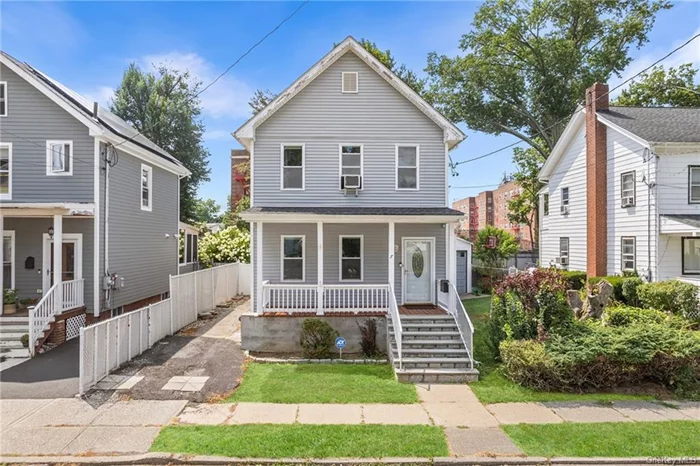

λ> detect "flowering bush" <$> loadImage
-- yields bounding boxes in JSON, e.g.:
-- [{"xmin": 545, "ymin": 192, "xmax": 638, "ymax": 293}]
[{"xmin": 198, "ymin": 226, "xmax": 250, "ymax": 266}]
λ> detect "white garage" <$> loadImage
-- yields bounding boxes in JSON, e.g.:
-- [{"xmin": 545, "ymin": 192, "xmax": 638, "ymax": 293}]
[{"xmin": 455, "ymin": 237, "xmax": 473, "ymax": 294}]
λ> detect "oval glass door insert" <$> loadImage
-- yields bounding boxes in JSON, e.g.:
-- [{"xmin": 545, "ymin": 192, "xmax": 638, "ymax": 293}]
[{"xmin": 412, "ymin": 247, "xmax": 424, "ymax": 278}]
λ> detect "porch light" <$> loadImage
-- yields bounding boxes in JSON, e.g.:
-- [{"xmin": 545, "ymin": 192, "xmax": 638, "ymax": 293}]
[{"xmin": 48, "ymin": 226, "xmax": 54, "ymax": 239}]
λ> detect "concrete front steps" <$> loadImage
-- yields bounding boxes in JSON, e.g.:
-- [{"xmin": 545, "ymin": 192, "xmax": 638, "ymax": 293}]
[
  {"xmin": 0, "ymin": 315, "xmax": 30, "ymax": 359},
  {"xmin": 390, "ymin": 314, "xmax": 479, "ymax": 383}
]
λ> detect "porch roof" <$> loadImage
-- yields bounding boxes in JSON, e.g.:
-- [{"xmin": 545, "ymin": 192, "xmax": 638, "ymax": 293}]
[
  {"xmin": 660, "ymin": 214, "xmax": 700, "ymax": 234},
  {"xmin": 0, "ymin": 202, "xmax": 95, "ymax": 217},
  {"xmin": 242, "ymin": 206, "xmax": 465, "ymax": 223}
]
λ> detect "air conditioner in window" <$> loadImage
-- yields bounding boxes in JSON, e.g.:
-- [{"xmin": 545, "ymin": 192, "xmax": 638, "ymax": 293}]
[
  {"xmin": 560, "ymin": 204, "xmax": 570, "ymax": 215},
  {"xmin": 622, "ymin": 197, "xmax": 634, "ymax": 207},
  {"xmin": 342, "ymin": 174, "xmax": 362, "ymax": 196},
  {"xmin": 560, "ymin": 257, "xmax": 569, "ymax": 266}
]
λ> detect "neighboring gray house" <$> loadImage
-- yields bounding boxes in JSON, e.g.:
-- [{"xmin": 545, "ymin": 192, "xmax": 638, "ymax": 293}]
[
  {"xmin": 236, "ymin": 37, "xmax": 477, "ymax": 382},
  {"xmin": 0, "ymin": 51, "xmax": 190, "ymax": 356}
]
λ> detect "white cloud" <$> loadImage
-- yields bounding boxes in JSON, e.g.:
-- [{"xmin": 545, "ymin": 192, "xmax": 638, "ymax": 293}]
[
  {"xmin": 140, "ymin": 52, "xmax": 252, "ymax": 119},
  {"xmin": 82, "ymin": 86, "xmax": 115, "ymax": 108},
  {"xmin": 203, "ymin": 129, "xmax": 235, "ymax": 141}
]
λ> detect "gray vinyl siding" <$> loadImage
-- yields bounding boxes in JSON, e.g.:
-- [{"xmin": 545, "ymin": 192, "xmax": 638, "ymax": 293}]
[
  {"xmin": 323, "ymin": 223, "xmax": 388, "ymax": 284},
  {"xmin": 253, "ymin": 52, "xmax": 446, "ymax": 207},
  {"xmin": 3, "ymin": 217, "xmax": 95, "ymax": 315},
  {"xmin": 98, "ymin": 147, "xmax": 179, "ymax": 310},
  {"xmin": 262, "ymin": 223, "xmax": 318, "ymax": 284},
  {"xmin": 0, "ymin": 64, "xmax": 94, "ymax": 203}
]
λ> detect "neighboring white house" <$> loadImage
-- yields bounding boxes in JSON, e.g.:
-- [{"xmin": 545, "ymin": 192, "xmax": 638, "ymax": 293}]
[{"xmin": 539, "ymin": 82, "xmax": 700, "ymax": 288}]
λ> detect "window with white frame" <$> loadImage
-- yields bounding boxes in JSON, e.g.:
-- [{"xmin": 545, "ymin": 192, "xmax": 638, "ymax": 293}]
[
  {"xmin": 0, "ymin": 143, "xmax": 10, "ymax": 199},
  {"xmin": 179, "ymin": 230, "xmax": 199, "ymax": 265},
  {"xmin": 281, "ymin": 236, "xmax": 304, "ymax": 281},
  {"xmin": 0, "ymin": 82, "xmax": 7, "ymax": 116},
  {"xmin": 141, "ymin": 164, "xmax": 153, "ymax": 211},
  {"xmin": 341, "ymin": 72, "xmax": 358, "ymax": 93},
  {"xmin": 689, "ymin": 166, "xmax": 700, "ymax": 204},
  {"xmin": 46, "ymin": 140, "xmax": 73, "ymax": 175},
  {"xmin": 281, "ymin": 145, "xmax": 304, "ymax": 190},
  {"xmin": 621, "ymin": 171, "xmax": 635, "ymax": 207},
  {"xmin": 340, "ymin": 235, "xmax": 363, "ymax": 281},
  {"xmin": 396, "ymin": 145, "xmax": 419, "ymax": 190},
  {"xmin": 682, "ymin": 237, "xmax": 700, "ymax": 275},
  {"xmin": 543, "ymin": 193, "xmax": 549, "ymax": 216},
  {"xmin": 621, "ymin": 237, "xmax": 636, "ymax": 271},
  {"xmin": 3, "ymin": 231, "xmax": 14, "ymax": 289},
  {"xmin": 560, "ymin": 187, "xmax": 570, "ymax": 214},
  {"xmin": 559, "ymin": 237, "xmax": 569, "ymax": 264},
  {"xmin": 340, "ymin": 145, "xmax": 362, "ymax": 189}
]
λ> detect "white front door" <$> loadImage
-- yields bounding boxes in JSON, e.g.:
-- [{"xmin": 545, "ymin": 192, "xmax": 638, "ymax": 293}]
[
  {"xmin": 402, "ymin": 238, "xmax": 434, "ymax": 304},
  {"xmin": 42, "ymin": 233, "xmax": 83, "ymax": 294}
]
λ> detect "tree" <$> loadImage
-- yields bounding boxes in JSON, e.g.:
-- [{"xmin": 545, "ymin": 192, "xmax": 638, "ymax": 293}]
[
  {"xmin": 507, "ymin": 145, "xmax": 546, "ymax": 246},
  {"xmin": 111, "ymin": 63, "xmax": 210, "ymax": 222},
  {"xmin": 192, "ymin": 198, "xmax": 222, "ymax": 224},
  {"xmin": 425, "ymin": 0, "xmax": 671, "ymax": 158},
  {"xmin": 248, "ymin": 89, "xmax": 277, "ymax": 115},
  {"xmin": 614, "ymin": 63, "xmax": 700, "ymax": 107},
  {"xmin": 474, "ymin": 225, "xmax": 520, "ymax": 270}
]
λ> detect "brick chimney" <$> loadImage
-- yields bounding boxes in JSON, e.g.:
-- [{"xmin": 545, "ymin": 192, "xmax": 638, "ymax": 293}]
[
  {"xmin": 231, "ymin": 149, "xmax": 250, "ymax": 210},
  {"xmin": 585, "ymin": 83, "xmax": 609, "ymax": 277}
]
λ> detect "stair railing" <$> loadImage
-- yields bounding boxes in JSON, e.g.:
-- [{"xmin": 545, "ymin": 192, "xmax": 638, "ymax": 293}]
[
  {"xmin": 387, "ymin": 283, "xmax": 402, "ymax": 369},
  {"xmin": 29, "ymin": 282, "xmax": 59, "ymax": 356},
  {"xmin": 448, "ymin": 282, "xmax": 475, "ymax": 368}
]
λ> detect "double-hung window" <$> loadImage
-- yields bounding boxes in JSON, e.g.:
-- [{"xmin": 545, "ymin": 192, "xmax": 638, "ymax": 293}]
[
  {"xmin": 689, "ymin": 166, "xmax": 700, "ymax": 204},
  {"xmin": 281, "ymin": 235, "xmax": 304, "ymax": 281},
  {"xmin": 396, "ymin": 145, "xmax": 419, "ymax": 190},
  {"xmin": 543, "ymin": 193, "xmax": 549, "ymax": 216},
  {"xmin": 560, "ymin": 187, "xmax": 570, "ymax": 214},
  {"xmin": 0, "ymin": 82, "xmax": 7, "ymax": 116},
  {"xmin": 141, "ymin": 164, "xmax": 153, "ymax": 211},
  {"xmin": 621, "ymin": 171, "xmax": 635, "ymax": 207},
  {"xmin": 621, "ymin": 237, "xmax": 636, "ymax": 271},
  {"xmin": 281, "ymin": 144, "xmax": 304, "ymax": 190},
  {"xmin": 340, "ymin": 145, "xmax": 362, "ymax": 189},
  {"xmin": 559, "ymin": 237, "xmax": 569, "ymax": 266},
  {"xmin": 46, "ymin": 140, "xmax": 72, "ymax": 176},
  {"xmin": 340, "ymin": 235, "xmax": 363, "ymax": 281},
  {"xmin": 2, "ymin": 231, "xmax": 14, "ymax": 289},
  {"xmin": 0, "ymin": 143, "xmax": 11, "ymax": 199},
  {"xmin": 682, "ymin": 237, "xmax": 700, "ymax": 275}
]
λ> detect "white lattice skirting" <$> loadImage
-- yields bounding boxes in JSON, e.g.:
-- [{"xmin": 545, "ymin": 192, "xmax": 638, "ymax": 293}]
[{"xmin": 66, "ymin": 313, "xmax": 86, "ymax": 340}]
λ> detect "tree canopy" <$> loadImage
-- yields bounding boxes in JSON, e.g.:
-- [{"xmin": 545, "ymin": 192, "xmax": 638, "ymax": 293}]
[
  {"xmin": 192, "ymin": 198, "xmax": 222, "ymax": 224},
  {"xmin": 614, "ymin": 63, "xmax": 700, "ymax": 107}
]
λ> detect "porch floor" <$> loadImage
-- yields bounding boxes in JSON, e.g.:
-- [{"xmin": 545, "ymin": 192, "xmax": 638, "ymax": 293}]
[
  {"xmin": 0, "ymin": 309, "xmax": 29, "ymax": 318},
  {"xmin": 399, "ymin": 305, "xmax": 447, "ymax": 316}
]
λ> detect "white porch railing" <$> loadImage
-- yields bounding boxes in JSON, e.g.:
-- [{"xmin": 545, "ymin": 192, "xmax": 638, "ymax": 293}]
[
  {"xmin": 387, "ymin": 283, "xmax": 402, "ymax": 369},
  {"xmin": 263, "ymin": 283, "xmax": 318, "ymax": 313},
  {"xmin": 29, "ymin": 278, "xmax": 85, "ymax": 356},
  {"xmin": 260, "ymin": 283, "xmax": 390, "ymax": 314},
  {"xmin": 438, "ymin": 281, "xmax": 474, "ymax": 368}
]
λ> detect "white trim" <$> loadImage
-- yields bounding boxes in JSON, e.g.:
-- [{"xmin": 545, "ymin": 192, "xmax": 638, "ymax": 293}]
[
  {"xmin": 395, "ymin": 144, "xmax": 420, "ymax": 191},
  {"xmin": 140, "ymin": 164, "xmax": 153, "ymax": 212},
  {"xmin": 401, "ymin": 237, "xmax": 436, "ymax": 305},
  {"xmin": 341, "ymin": 71, "xmax": 359, "ymax": 94},
  {"xmin": 444, "ymin": 143, "xmax": 449, "ymax": 205},
  {"xmin": 0, "ymin": 81, "xmax": 7, "ymax": 117},
  {"xmin": 0, "ymin": 202, "xmax": 95, "ymax": 216},
  {"xmin": 539, "ymin": 109, "xmax": 585, "ymax": 180},
  {"xmin": 250, "ymin": 140, "xmax": 255, "ymax": 205},
  {"xmin": 180, "ymin": 230, "xmax": 199, "ymax": 265},
  {"xmin": 281, "ymin": 234, "xmax": 306, "ymax": 282},
  {"xmin": 46, "ymin": 140, "xmax": 73, "ymax": 176},
  {"xmin": 100, "ymin": 134, "xmax": 190, "ymax": 177},
  {"xmin": 339, "ymin": 234, "xmax": 364, "ymax": 282},
  {"xmin": 621, "ymin": 236, "xmax": 636, "ymax": 272},
  {"xmin": 41, "ymin": 233, "xmax": 83, "ymax": 294},
  {"xmin": 2, "ymin": 230, "xmax": 16, "ymax": 289},
  {"xmin": 0, "ymin": 142, "xmax": 12, "ymax": 200},
  {"xmin": 241, "ymin": 212, "xmax": 463, "ymax": 224},
  {"xmin": 338, "ymin": 144, "xmax": 363, "ymax": 190},
  {"xmin": 280, "ymin": 143, "xmax": 305, "ymax": 191},
  {"xmin": 597, "ymin": 114, "xmax": 652, "ymax": 149},
  {"xmin": 93, "ymin": 139, "xmax": 101, "ymax": 316}
]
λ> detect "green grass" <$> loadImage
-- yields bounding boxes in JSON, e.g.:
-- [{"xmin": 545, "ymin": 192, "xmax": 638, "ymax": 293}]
[
  {"xmin": 226, "ymin": 363, "xmax": 418, "ymax": 404},
  {"xmin": 464, "ymin": 296, "xmax": 653, "ymax": 404},
  {"xmin": 503, "ymin": 421, "xmax": 700, "ymax": 457},
  {"xmin": 151, "ymin": 424, "xmax": 448, "ymax": 458}
]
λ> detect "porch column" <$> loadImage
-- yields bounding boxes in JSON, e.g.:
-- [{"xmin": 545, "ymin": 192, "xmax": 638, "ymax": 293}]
[
  {"xmin": 255, "ymin": 221, "xmax": 263, "ymax": 315},
  {"xmin": 53, "ymin": 214, "xmax": 63, "ymax": 314},
  {"xmin": 316, "ymin": 221, "xmax": 324, "ymax": 315},
  {"xmin": 0, "ymin": 213, "xmax": 4, "ymax": 316},
  {"xmin": 387, "ymin": 222, "xmax": 395, "ymax": 291}
]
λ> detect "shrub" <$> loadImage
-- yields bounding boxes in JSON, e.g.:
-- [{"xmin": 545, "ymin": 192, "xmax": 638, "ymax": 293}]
[
  {"xmin": 603, "ymin": 305, "xmax": 667, "ymax": 327},
  {"xmin": 198, "ymin": 226, "xmax": 250, "ymax": 266},
  {"xmin": 357, "ymin": 319, "xmax": 379, "ymax": 358},
  {"xmin": 621, "ymin": 277, "xmax": 644, "ymax": 306},
  {"xmin": 638, "ymin": 280, "xmax": 700, "ymax": 320},
  {"xmin": 588, "ymin": 276, "xmax": 624, "ymax": 302},
  {"xmin": 494, "ymin": 268, "xmax": 568, "ymax": 310},
  {"xmin": 500, "ymin": 340, "xmax": 554, "ymax": 391},
  {"xmin": 561, "ymin": 271, "xmax": 587, "ymax": 290},
  {"xmin": 300, "ymin": 319, "xmax": 338, "ymax": 359}
]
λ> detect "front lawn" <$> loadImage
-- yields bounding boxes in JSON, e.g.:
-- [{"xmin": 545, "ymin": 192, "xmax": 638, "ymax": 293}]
[
  {"xmin": 226, "ymin": 363, "xmax": 418, "ymax": 404},
  {"xmin": 503, "ymin": 421, "xmax": 700, "ymax": 457},
  {"xmin": 152, "ymin": 424, "xmax": 448, "ymax": 458},
  {"xmin": 465, "ymin": 296, "xmax": 653, "ymax": 404}
]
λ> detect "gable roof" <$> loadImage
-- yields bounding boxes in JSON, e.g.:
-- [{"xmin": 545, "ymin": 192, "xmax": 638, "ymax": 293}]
[
  {"xmin": 234, "ymin": 36, "xmax": 466, "ymax": 149},
  {"xmin": 597, "ymin": 107, "xmax": 700, "ymax": 144},
  {"xmin": 538, "ymin": 107, "xmax": 586, "ymax": 181},
  {"xmin": 0, "ymin": 51, "xmax": 190, "ymax": 176}
]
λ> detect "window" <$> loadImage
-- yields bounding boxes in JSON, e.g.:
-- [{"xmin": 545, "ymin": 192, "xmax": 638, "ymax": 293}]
[
  {"xmin": 339, "ymin": 145, "xmax": 362, "ymax": 189},
  {"xmin": 281, "ymin": 144, "xmax": 304, "ymax": 190},
  {"xmin": 559, "ymin": 237, "xmax": 569, "ymax": 262},
  {"xmin": 621, "ymin": 237, "xmax": 636, "ymax": 271},
  {"xmin": 0, "ymin": 143, "xmax": 10, "ymax": 200},
  {"xmin": 341, "ymin": 72, "xmax": 358, "ymax": 93},
  {"xmin": 340, "ymin": 235, "xmax": 363, "ymax": 281},
  {"xmin": 395, "ymin": 145, "xmax": 419, "ymax": 190},
  {"xmin": 683, "ymin": 237, "xmax": 700, "ymax": 275},
  {"xmin": 46, "ymin": 140, "xmax": 73, "ymax": 176},
  {"xmin": 180, "ymin": 232, "xmax": 199, "ymax": 264},
  {"xmin": 0, "ymin": 82, "xmax": 6, "ymax": 116},
  {"xmin": 543, "ymin": 193, "xmax": 549, "ymax": 216},
  {"xmin": 621, "ymin": 171, "xmax": 635, "ymax": 207},
  {"xmin": 281, "ymin": 235, "xmax": 304, "ymax": 281},
  {"xmin": 2, "ymin": 231, "xmax": 14, "ymax": 289},
  {"xmin": 689, "ymin": 166, "xmax": 700, "ymax": 204},
  {"xmin": 560, "ymin": 187, "xmax": 570, "ymax": 214},
  {"xmin": 141, "ymin": 164, "xmax": 153, "ymax": 211}
]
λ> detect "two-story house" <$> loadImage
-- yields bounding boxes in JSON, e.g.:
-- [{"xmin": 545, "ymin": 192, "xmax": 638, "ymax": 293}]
[
  {"xmin": 235, "ymin": 37, "xmax": 477, "ymax": 382},
  {"xmin": 539, "ymin": 82, "xmax": 700, "ymax": 288},
  {"xmin": 0, "ymin": 51, "xmax": 190, "ymax": 358}
]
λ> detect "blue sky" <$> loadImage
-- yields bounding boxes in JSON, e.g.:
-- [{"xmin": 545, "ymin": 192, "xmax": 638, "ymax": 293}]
[{"xmin": 2, "ymin": 1, "xmax": 699, "ymax": 212}]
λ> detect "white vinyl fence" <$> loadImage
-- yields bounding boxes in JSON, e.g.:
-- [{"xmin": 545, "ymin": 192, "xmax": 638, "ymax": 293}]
[{"xmin": 79, "ymin": 263, "xmax": 250, "ymax": 394}]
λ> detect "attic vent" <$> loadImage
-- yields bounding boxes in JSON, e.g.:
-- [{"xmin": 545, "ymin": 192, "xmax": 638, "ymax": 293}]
[{"xmin": 342, "ymin": 72, "xmax": 358, "ymax": 94}]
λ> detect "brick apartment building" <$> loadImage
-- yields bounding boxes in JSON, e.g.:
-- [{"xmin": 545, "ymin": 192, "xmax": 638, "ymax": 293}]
[
  {"xmin": 453, "ymin": 180, "xmax": 536, "ymax": 251},
  {"xmin": 231, "ymin": 149, "xmax": 250, "ymax": 210}
]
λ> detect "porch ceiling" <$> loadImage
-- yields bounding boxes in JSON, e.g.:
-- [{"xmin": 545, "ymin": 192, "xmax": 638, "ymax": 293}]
[
  {"xmin": 660, "ymin": 214, "xmax": 700, "ymax": 235},
  {"xmin": 0, "ymin": 202, "xmax": 95, "ymax": 217}
]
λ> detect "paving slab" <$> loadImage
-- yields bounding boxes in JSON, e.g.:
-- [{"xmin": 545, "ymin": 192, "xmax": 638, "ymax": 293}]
[
  {"xmin": 486, "ymin": 402, "xmax": 563, "ymax": 425},
  {"xmin": 423, "ymin": 402, "xmax": 499, "ymax": 428},
  {"xmin": 0, "ymin": 399, "xmax": 52, "ymax": 428},
  {"xmin": 672, "ymin": 402, "xmax": 700, "ymax": 420},
  {"xmin": 543, "ymin": 402, "xmax": 632, "ymax": 423},
  {"xmin": 116, "ymin": 375, "xmax": 144, "ymax": 390},
  {"xmin": 15, "ymin": 398, "xmax": 102, "ymax": 427},
  {"xmin": 95, "ymin": 375, "xmax": 129, "ymax": 390},
  {"xmin": 0, "ymin": 426, "xmax": 84, "ymax": 455},
  {"xmin": 229, "ymin": 402, "xmax": 297, "ymax": 424},
  {"xmin": 362, "ymin": 403, "xmax": 432, "ymax": 425},
  {"xmin": 92, "ymin": 400, "xmax": 187, "ymax": 426},
  {"xmin": 417, "ymin": 384, "xmax": 479, "ymax": 403},
  {"xmin": 610, "ymin": 401, "xmax": 674, "ymax": 422},
  {"xmin": 297, "ymin": 403, "xmax": 363, "ymax": 424},
  {"xmin": 62, "ymin": 426, "xmax": 160, "ymax": 454},
  {"xmin": 444, "ymin": 427, "xmax": 522, "ymax": 456},
  {"xmin": 175, "ymin": 403, "xmax": 235, "ymax": 425}
]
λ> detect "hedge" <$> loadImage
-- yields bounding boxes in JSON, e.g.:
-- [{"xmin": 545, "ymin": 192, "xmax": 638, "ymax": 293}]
[
  {"xmin": 588, "ymin": 276, "xmax": 625, "ymax": 302},
  {"xmin": 561, "ymin": 271, "xmax": 587, "ymax": 290},
  {"xmin": 637, "ymin": 280, "xmax": 699, "ymax": 321}
]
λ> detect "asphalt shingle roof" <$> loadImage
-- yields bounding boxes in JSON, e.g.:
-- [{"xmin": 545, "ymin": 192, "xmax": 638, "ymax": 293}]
[
  {"xmin": 246, "ymin": 206, "xmax": 464, "ymax": 216},
  {"xmin": 597, "ymin": 107, "xmax": 700, "ymax": 143}
]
